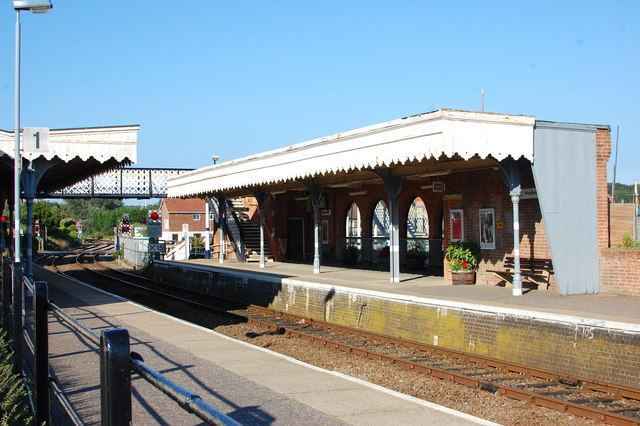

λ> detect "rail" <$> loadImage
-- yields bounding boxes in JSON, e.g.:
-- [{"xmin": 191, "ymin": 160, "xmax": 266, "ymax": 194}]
[{"xmin": 0, "ymin": 261, "xmax": 240, "ymax": 425}]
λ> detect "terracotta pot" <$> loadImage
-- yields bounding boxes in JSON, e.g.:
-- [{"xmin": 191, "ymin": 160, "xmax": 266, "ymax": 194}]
[{"xmin": 451, "ymin": 270, "xmax": 476, "ymax": 285}]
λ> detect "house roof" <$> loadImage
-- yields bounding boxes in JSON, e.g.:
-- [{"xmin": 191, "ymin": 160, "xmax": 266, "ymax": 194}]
[
  {"xmin": 167, "ymin": 109, "xmax": 536, "ymax": 198},
  {"xmin": 161, "ymin": 197, "xmax": 205, "ymax": 214}
]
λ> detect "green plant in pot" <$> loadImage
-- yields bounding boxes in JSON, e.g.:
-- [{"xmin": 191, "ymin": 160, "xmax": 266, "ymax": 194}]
[
  {"xmin": 405, "ymin": 241, "xmax": 426, "ymax": 271},
  {"xmin": 445, "ymin": 240, "xmax": 481, "ymax": 284}
]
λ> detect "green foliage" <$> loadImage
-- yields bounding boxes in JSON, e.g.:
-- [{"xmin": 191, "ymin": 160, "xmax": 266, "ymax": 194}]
[
  {"xmin": 0, "ymin": 330, "xmax": 34, "ymax": 425},
  {"xmin": 618, "ymin": 233, "xmax": 640, "ymax": 248},
  {"xmin": 608, "ymin": 182, "xmax": 637, "ymax": 204},
  {"xmin": 445, "ymin": 240, "xmax": 481, "ymax": 271}
]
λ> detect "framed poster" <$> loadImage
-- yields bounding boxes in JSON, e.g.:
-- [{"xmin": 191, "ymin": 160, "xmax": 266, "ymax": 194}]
[
  {"xmin": 321, "ymin": 220, "xmax": 329, "ymax": 244},
  {"xmin": 479, "ymin": 208, "xmax": 495, "ymax": 249},
  {"xmin": 450, "ymin": 209, "xmax": 463, "ymax": 242}
]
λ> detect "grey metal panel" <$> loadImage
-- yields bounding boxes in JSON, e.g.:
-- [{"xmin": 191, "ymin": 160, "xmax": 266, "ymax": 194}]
[{"xmin": 532, "ymin": 122, "xmax": 599, "ymax": 295}]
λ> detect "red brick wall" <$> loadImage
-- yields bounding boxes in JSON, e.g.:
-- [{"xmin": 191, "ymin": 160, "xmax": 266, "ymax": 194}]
[
  {"xmin": 600, "ymin": 249, "xmax": 640, "ymax": 297},
  {"xmin": 596, "ymin": 128, "xmax": 611, "ymax": 249},
  {"xmin": 441, "ymin": 166, "xmax": 556, "ymax": 287}
]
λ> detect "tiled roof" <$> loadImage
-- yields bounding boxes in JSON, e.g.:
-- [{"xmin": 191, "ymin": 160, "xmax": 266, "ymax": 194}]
[{"xmin": 161, "ymin": 197, "xmax": 205, "ymax": 213}]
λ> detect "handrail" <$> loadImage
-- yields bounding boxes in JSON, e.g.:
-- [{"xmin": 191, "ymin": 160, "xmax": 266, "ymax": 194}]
[
  {"xmin": 44, "ymin": 287, "xmax": 240, "ymax": 425},
  {"xmin": 50, "ymin": 377, "xmax": 85, "ymax": 426},
  {"xmin": 131, "ymin": 357, "xmax": 241, "ymax": 426},
  {"xmin": 50, "ymin": 301, "xmax": 101, "ymax": 346}
]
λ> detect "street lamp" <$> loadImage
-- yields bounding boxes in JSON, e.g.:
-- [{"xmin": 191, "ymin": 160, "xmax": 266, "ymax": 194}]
[
  {"xmin": 12, "ymin": 0, "xmax": 52, "ymax": 268},
  {"xmin": 11, "ymin": 0, "xmax": 52, "ymax": 388}
]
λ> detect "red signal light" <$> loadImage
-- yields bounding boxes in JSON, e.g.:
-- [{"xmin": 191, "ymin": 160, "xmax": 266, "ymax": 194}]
[
  {"xmin": 0, "ymin": 216, "xmax": 6, "ymax": 222},
  {"xmin": 149, "ymin": 211, "xmax": 160, "ymax": 221}
]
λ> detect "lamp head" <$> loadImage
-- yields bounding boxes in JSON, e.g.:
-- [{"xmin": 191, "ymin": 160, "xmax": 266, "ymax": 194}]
[
  {"xmin": 211, "ymin": 155, "xmax": 219, "ymax": 164},
  {"xmin": 13, "ymin": 0, "xmax": 53, "ymax": 13}
]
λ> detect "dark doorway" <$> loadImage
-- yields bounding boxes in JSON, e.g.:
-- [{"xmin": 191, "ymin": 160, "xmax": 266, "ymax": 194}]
[{"xmin": 287, "ymin": 218, "xmax": 304, "ymax": 261}]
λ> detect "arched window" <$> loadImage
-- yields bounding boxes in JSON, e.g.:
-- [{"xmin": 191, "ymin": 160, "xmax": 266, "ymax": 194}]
[
  {"xmin": 371, "ymin": 200, "xmax": 390, "ymax": 258},
  {"xmin": 407, "ymin": 197, "xmax": 429, "ymax": 253},
  {"xmin": 345, "ymin": 201, "xmax": 362, "ymax": 241},
  {"xmin": 371, "ymin": 200, "xmax": 390, "ymax": 238}
]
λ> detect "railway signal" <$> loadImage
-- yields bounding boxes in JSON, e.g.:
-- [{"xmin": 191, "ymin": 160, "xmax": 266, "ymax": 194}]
[
  {"xmin": 146, "ymin": 210, "xmax": 162, "ymax": 238},
  {"xmin": 121, "ymin": 214, "xmax": 131, "ymax": 234}
]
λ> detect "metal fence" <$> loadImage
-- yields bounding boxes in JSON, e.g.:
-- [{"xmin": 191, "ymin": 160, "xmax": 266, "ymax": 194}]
[
  {"xmin": 120, "ymin": 235, "xmax": 150, "ymax": 267},
  {"xmin": 1, "ymin": 259, "xmax": 240, "ymax": 425},
  {"xmin": 335, "ymin": 237, "xmax": 443, "ymax": 266}
]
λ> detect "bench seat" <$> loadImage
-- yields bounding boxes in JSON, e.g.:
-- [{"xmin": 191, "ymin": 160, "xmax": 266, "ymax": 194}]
[{"xmin": 487, "ymin": 256, "xmax": 554, "ymax": 289}]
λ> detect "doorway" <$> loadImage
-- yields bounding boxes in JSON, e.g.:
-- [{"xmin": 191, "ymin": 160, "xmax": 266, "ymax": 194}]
[{"xmin": 287, "ymin": 218, "xmax": 304, "ymax": 261}]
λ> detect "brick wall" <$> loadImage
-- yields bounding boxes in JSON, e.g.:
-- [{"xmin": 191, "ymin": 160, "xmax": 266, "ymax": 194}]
[
  {"xmin": 147, "ymin": 261, "xmax": 640, "ymax": 389},
  {"xmin": 596, "ymin": 128, "xmax": 611, "ymax": 249},
  {"xmin": 600, "ymin": 248, "xmax": 640, "ymax": 297},
  {"xmin": 609, "ymin": 204, "xmax": 636, "ymax": 246}
]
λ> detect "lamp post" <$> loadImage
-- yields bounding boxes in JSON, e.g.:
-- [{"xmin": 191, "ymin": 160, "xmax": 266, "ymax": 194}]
[
  {"xmin": 11, "ymin": 0, "xmax": 52, "ymax": 396},
  {"xmin": 13, "ymin": 0, "xmax": 52, "ymax": 268}
]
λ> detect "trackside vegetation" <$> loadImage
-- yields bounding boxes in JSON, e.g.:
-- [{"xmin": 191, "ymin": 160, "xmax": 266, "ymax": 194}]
[
  {"xmin": 2, "ymin": 199, "xmax": 159, "ymax": 251},
  {"xmin": 0, "ymin": 330, "xmax": 34, "ymax": 425}
]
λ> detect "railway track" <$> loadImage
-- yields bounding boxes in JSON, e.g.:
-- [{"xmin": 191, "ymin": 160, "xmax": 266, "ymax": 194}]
[{"xmin": 40, "ymin": 251, "xmax": 640, "ymax": 426}]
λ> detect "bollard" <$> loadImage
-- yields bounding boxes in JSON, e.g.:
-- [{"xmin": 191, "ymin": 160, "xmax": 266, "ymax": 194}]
[
  {"xmin": 34, "ymin": 281, "xmax": 49, "ymax": 425},
  {"xmin": 100, "ymin": 328, "xmax": 132, "ymax": 426}
]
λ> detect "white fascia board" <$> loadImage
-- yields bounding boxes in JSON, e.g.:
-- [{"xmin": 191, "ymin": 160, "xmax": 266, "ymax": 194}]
[
  {"xmin": 0, "ymin": 125, "xmax": 139, "ymax": 164},
  {"xmin": 168, "ymin": 110, "xmax": 535, "ymax": 198}
]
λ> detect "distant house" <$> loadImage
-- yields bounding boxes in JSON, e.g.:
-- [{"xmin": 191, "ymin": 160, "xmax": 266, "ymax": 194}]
[{"xmin": 159, "ymin": 198, "xmax": 211, "ymax": 242}]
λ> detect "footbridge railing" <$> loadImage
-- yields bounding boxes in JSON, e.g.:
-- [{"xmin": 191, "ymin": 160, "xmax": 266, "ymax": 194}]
[
  {"xmin": 1, "ymin": 261, "xmax": 240, "ymax": 425},
  {"xmin": 38, "ymin": 167, "xmax": 193, "ymax": 199}
]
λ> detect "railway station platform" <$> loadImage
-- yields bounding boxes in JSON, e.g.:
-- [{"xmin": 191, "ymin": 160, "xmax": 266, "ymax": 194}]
[
  {"xmin": 34, "ymin": 265, "xmax": 493, "ymax": 425},
  {"xmin": 144, "ymin": 259, "xmax": 640, "ymax": 390}
]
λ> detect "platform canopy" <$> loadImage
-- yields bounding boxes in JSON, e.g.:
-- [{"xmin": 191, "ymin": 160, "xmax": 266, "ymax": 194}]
[
  {"xmin": 0, "ymin": 125, "xmax": 138, "ymax": 195},
  {"xmin": 168, "ymin": 110, "xmax": 535, "ymax": 198}
]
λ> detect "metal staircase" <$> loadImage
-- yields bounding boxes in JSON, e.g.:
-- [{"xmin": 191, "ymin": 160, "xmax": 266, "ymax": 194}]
[{"xmin": 229, "ymin": 199, "xmax": 273, "ymax": 263}]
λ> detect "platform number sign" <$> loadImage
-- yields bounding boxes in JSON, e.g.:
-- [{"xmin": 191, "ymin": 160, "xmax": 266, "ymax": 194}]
[
  {"xmin": 23, "ymin": 127, "xmax": 50, "ymax": 153},
  {"xmin": 147, "ymin": 210, "xmax": 162, "ymax": 238}
]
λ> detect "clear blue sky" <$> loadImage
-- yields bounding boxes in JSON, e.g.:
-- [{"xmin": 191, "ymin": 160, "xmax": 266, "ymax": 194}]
[{"xmin": 1, "ymin": 1, "xmax": 638, "ymax": 185}]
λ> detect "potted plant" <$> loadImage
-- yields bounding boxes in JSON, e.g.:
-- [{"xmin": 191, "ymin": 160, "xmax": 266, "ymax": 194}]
[
  {"xmin": 445, "ymin": 240, "xmax": 481, "ymax": 284},
  {"xmin": 405, "ymin": 241, "xmax": 426, "ymax": 271},
  {"xmin": 342, "ymin": 244, "xmax": 359, "ymax": 265}
]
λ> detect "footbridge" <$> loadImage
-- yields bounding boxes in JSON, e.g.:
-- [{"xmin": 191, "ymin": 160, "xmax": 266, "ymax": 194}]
[{"xmin": 39, "ymin": 167, "xmax": 193, "ymax": 199}]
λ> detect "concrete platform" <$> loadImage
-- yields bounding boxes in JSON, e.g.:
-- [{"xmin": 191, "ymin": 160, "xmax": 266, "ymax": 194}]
[
  {"xmin": 35, "ymin": 265, "xmax": 494, "ymax": 425},
  {"xmin": 182, "ymin": 259, "xmax": 640, "ymax": 325}
]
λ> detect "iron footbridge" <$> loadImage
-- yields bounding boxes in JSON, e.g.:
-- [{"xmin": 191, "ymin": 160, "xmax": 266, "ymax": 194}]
[{"xmin": 38, "ymin": 168, "xmax": 193, "ymax": 199}]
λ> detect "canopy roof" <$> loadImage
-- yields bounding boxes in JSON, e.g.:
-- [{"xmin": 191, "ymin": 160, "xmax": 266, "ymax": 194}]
[
  {"xmin": 168, "ymin": 109, "xmax": 535, "ymax": 198},
  {"xmin": 0, "ymin": 125, "xmax": 138, "ymax": 194}
]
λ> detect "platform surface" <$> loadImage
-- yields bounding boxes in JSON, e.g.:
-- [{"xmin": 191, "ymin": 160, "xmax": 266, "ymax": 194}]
[
  {"xmin": 179, "ymin": 259, "xmax": 640, "ymax": 326},
  {"xmin": 35, "ymin": 265, "xmax": 494, "ymax": 425}
]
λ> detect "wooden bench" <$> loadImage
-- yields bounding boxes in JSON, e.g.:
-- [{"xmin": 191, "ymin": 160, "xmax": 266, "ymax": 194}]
[{"xmin": 487, "ymin": 257, "xmax": 554, "ymax": 289}]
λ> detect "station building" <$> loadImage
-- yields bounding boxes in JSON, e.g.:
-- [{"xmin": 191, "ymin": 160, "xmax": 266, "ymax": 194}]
[{"xmin": 167, "ymin": 109, "xmax": 637, "ymax": 297}]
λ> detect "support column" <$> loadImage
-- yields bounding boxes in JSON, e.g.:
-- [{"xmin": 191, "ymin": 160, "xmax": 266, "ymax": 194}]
[
  {"xmin": 259, "ymin": 207, "xmax": 265, "ymax": 268},
  {"xmin": 218, "ymin": 197, "xmax": 226, "ymax": 264},
  {"xmin": 371, "ymin": 170, "xmax": 404, "ymax": 283},
  {"xmin": 204, "ymin": 197, "xmax": 211, "ymax": 259},
  {"xmin": 298, "ymin": 180, "xmax": 324, "ymax": 274},
  {"xmin": 246, "ymin": 189, "xmax": 270, "ymax": 269},
  {"xmin": 499, "ymin": 158, "xmax": 524, "ymax": 297},
  {"xmin": 511, "ymin": 187, "xmax": 523, "ymax": 296}
]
